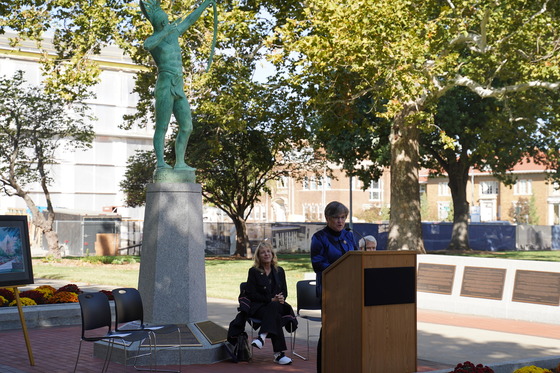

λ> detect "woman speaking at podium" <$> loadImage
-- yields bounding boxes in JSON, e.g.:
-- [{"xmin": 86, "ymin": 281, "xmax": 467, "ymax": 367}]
[{"xmin": 310, "ymin": 201, "xmax": 357, "ymax": 372}]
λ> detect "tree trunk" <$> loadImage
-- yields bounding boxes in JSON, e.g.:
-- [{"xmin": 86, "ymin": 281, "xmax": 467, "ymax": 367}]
[
  {"xmin": 232, "ymin": 216, "xmax": 251, "ymax": 258},
  {"xmin": 43, "ymin": 229, "xmax": 61, "ymax": 256},
  {"xmin": 388, "ymin": 111, "xmax": 425, "ymax": 253},
  {"xmin": 447, "ymin": 164, "xmax": 471, "ymax": 251},
  {"xmin": 20, "ymin": 192, "xmax": 61, "ymax": 258}
]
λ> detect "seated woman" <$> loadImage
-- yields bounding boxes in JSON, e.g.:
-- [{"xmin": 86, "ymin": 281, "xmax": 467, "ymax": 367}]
[{"xmin": 245, "ymin": 241, "xmax": 293, "ymax": 365}]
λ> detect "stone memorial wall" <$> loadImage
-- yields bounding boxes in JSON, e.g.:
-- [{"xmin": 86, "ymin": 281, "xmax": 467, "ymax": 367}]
[{"xmin": 417, "ymin": 255, "xmax": 560, "ymax": 324}]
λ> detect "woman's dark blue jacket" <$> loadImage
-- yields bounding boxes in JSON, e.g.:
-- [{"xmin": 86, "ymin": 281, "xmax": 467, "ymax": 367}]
[{"xmin": 310, "ymin": 226, "xmax": 356, "ymax": 300}]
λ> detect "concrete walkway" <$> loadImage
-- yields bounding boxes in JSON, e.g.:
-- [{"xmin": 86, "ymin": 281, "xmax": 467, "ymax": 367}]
[{"xmin": 1, "ymin": 279, "xmax": 559, "ymax": 372}]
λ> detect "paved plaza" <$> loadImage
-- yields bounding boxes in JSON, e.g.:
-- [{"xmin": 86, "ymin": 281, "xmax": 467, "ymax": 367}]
[{"xmin": 0, "ymin": 280, "xmax": 559, "ymax": 372}]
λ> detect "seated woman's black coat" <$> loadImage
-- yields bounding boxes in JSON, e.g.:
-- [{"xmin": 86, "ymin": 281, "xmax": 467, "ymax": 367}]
[
  {"xmin": 227, "ymin": 266, "xmax": 297, "ymax": 345},
  {"xmin": 245, "ymin": 266, "xmax": 288, "ymax": 315}
]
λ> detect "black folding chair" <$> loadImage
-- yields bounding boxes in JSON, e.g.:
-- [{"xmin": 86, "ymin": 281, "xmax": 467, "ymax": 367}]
[
  {"xmin": 112, "ymin": 288, "xmax": 183, "ymax": 373},
  {"xmin": 292, "ymin": 280, "xmax": 321, "ymax": 360},
  {"xmin": 74, "ymin": 292, "xmax": 154, "ymax": 373}
]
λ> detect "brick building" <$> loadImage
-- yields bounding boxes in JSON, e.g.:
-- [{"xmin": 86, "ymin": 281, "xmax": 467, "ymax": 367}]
[{"xmin": 249, "ymin": 161, "xmax": 559, "ymax": 226}]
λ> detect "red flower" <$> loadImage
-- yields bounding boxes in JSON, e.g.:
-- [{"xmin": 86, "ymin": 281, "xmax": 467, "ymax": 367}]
[
  {"xmin": 48, "ymin": 291, "xmax": 78, "ymax": 304},
  {"xmin": 450, "ymin": 361, "xmax": 494, "ymax": 373},
  {"xmin": 19, "ymin": 290, "xmax": 46, "ymax": 305},
  {"xmin": 99, "ymin": 290, "xmax": 114, "ymax": 300},
  {"xmin": 0, "ymin": 288, "xmax": 15, "ymax": 303},
  {"xmin": 56, "ymin": 284, "xmax": 82, "ymax": 294}
]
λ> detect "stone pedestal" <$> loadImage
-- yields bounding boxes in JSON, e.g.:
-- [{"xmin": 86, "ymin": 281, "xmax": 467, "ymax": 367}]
[
  {"xmin": 138, "ymin": 182, "xmax": 207, "ymax": 324},
  {"xmin": 95, "ymin": 183, "xmax": 228, "ymax": 365}
]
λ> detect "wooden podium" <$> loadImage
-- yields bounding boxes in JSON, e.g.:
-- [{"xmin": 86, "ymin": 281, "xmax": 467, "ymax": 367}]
[{"xmin": 322, "ymin": 251, "xmax": 417, "ymax": 373}]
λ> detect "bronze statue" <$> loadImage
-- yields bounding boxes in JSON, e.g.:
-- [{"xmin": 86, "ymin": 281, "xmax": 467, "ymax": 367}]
[{"xmin": 140, "ymin": 0, "xmax": 216, "ymax": 180}]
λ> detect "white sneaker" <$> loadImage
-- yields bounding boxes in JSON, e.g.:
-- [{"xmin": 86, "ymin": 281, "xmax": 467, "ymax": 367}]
[
  {"xmin": 251, "ymin": 336, "xmax": 264, "ymax": 349},
  {"xmin": 274, "ymin": 352, "xmax": 292, "ymax": 365}
]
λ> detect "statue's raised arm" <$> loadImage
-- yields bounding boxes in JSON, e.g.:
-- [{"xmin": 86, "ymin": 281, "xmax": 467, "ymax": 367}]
[{"xmin": 173, "ymin": 0, "xmax": 214, "ymax": 34}]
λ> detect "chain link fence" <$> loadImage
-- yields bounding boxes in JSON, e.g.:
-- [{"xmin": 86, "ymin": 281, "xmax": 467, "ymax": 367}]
[{"xmin": 30, "ymin": 220, "xmax": 560, "ymax": 256}]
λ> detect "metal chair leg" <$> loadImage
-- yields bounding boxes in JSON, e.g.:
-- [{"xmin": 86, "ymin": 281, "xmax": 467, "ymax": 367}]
[
  {"xmin": 292, "ymin": 320, "xmax": 309, "ymax": 360},
  {"xmin": 73, "ymin": 341, "xmax": 83, "ymax": 373}
]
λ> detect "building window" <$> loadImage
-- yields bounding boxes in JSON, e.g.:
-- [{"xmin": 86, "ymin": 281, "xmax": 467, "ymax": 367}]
[
  {"xmin": 480, "ymin": 181, "xmax": 498, "ymax": 195},
  {"xmin": 303, "ymin": 203, "xmax": 322, "ymax": 221},
  {"xmin": 438, "ymin": 182, "xmax": 450, "ymax": 196},
  {"xmin": 437, "ymin": 201, "xmax": 451, "ymax": 221},
  {"xmin": 309, "ymin": 176, "xmax": 317, "ymax": 190},
  {"xmin": 553, "ymin": 203, "xmax": 560, "ymax": 225},
  {"xmin": 369, "ymin": 180, "xmax": 382, "ymax": 201},
  {"xmin": 277, "ymin": 176, "xmax": 288, "ymax": 189},
  {"xmin": 318, "ymin": 176, "xmax": 331, "ymax": 190},
  {"xmin": 514, "ymin": 179, "xmax": 532, "ymax": 195},
  {"xmin": 249, "ymin": 205, "xmax": 266, "ymax": 221},
  {"xmin": 551, "ymin": 182, "xmax": 560, "ymax": 196},
  {"xmin": 303, "ymin": 175, "xmax": 323, "ymax": 190}
]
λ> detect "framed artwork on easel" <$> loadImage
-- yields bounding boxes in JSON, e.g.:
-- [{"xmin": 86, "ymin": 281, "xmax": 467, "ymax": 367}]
[{"xmin": 0, "ymin": 215, "xmax": 34, "ymax": 287}]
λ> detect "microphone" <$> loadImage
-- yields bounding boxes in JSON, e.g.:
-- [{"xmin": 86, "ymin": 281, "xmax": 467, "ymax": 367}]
[
  {"xmin": 346, "ymin": 227, "xmax": 377, "ymax": 250},
  {"xmin": 346, "ymin": 227, "xmax": 365, "ymax": 249}
]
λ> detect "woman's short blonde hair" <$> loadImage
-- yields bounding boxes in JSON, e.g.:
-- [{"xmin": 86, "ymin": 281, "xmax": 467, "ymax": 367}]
[{"xmin": 253, "ymin": 240, "xmax": 277, "ymax": 270}]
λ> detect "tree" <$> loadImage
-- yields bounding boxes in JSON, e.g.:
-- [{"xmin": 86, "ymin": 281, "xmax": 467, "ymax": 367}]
[
  {"xmin": 271, "ymin": 0, "xmax": 560, "ymax": 252},
  {"xmin": 187, "ymin": 124, "xmax": 298, "ymax": 257},
  {"xmin": 3, "ymin": 1, "xmax": 313, "ymax": 255},
  {"xmin": 421, "ymin": 86, "xmax": 560, "ymax": 249},
  {"xmin": 0, "ymin": 0, "xmax": 134, "ymax": 101},
  {"xmin": 120, "ymin": 150, "xmax": 157, "ymax": 208},
  {"xmin": 509, "ymin": 195, "xmax": 539, "ymax": 225},
  {"xmin": 0, "ymin": 71, "xmax": 94, "ymax": 257},
  {"xmin": 420, "ymin": 192, "xmax": 430, "ymax": 221},
  {"xmin": 120, "ymin": 0, "xmax": 314, "ymax": 256},
  {"xmin": 121, "ymin": 120, "xmax": 310, "ymax": 258},
  {"xmin": 355, "ymin": 206, "xmax": 390, "ymax": 223}
]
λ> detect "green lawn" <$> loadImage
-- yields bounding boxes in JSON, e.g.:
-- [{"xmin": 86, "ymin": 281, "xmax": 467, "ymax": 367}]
[
  {"xmin": 32, "ymin": 264, "xmax": 140, "ymax": 288},
  {"xmin": 32, "ymin": 250, "xmax": 560, "ymax": 303},
  {"xmin": 33, "ymin": 254, "xmax": 314, "ymax": 302}
]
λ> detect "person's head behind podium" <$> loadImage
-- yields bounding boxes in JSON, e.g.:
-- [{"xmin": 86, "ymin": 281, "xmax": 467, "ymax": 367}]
[
  {"xmin": 324, "ymin": 201, "xmax": 349, "ymax": 233},
  {"xmin": 359, "ymin": 235, "xmax": 377, "ymax": 251},
  {"xmin": 253, "ymin": 240, "xmax": 277, "ymax": 270}
]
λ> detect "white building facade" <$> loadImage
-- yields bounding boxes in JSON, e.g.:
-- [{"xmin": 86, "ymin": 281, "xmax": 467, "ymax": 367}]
[{"xmin": 0, "ymin": 33, "xmax": 152, "ymax": 220}]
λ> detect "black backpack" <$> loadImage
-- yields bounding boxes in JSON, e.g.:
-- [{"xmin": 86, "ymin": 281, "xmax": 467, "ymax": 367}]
[
  {"xmin": 226, "ymin": 331, "xmax": 251, "ymax": 363},
  {"xmin": 235, "ymin": 331, "xmax": 252, "ymax": 362}
]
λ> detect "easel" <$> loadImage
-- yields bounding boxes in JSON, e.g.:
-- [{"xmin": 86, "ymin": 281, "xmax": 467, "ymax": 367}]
[{"xmin": 1, "ymin": 285, "xmax": 34, "ymax": 366}]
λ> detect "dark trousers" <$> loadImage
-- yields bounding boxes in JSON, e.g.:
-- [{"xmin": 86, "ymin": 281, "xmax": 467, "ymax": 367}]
[{"xmin": 252, "ymin": 301, "xmax": 287, "ymax": 352}]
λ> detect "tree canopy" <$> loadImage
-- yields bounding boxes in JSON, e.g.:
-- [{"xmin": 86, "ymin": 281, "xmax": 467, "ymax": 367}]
[
  {"xmin": 119, "ymin": 0, "xmax": 315, "ymax": 255},
  {"xmin": 5, "ymin": 0, "xmax": 560, "ymax": 254},
  {"xmin": 423, "ymin": 86, "xmax": 560, "ymax": 249},
  {"xmin": 271, "ymin": 0, "xmax": 560, "ymax": 251},
  {"xmin": 3, "ymin": 0, "xmax": 314, "ymax": 255},
  {"xmin": 0, "ymin": 70, "xmax": 94, "ymax": 257}
]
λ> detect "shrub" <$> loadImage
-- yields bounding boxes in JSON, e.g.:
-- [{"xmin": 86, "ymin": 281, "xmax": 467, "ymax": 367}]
[
  {"xmin": 9, "ymin": 297, "xmax": 37, "ymax": 306},
  {"xmin": 19, "ymin": 290, "xmax": 46, "ymax": 305},
  {"xmin": 0, "ymin": 288, "xmax": 15, "ymax": 303},
  {"xmin": 56, "ymin": 284, "xmax": 81, "ymax": 294},
  {"xmin": 34, "ymin": 285, "xmax": 57, "ymax": 300},
  {"xmin": 450, "ymin": 361, "xmax": 494, "ymax": 373},
  {"xmin": 48, "ymin": 291, "xmax": 78, "ymax": 304},
  {"xmin": 99, "ymin": 290, "xmax": 114, "ymax": 300},
  {"xmin": 513, "ymin": 366, "xmax": 552, "ymax": 373},
  {"xmin": 0, "ymin": 284, "xmax": 114, "ymax": 306}
]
